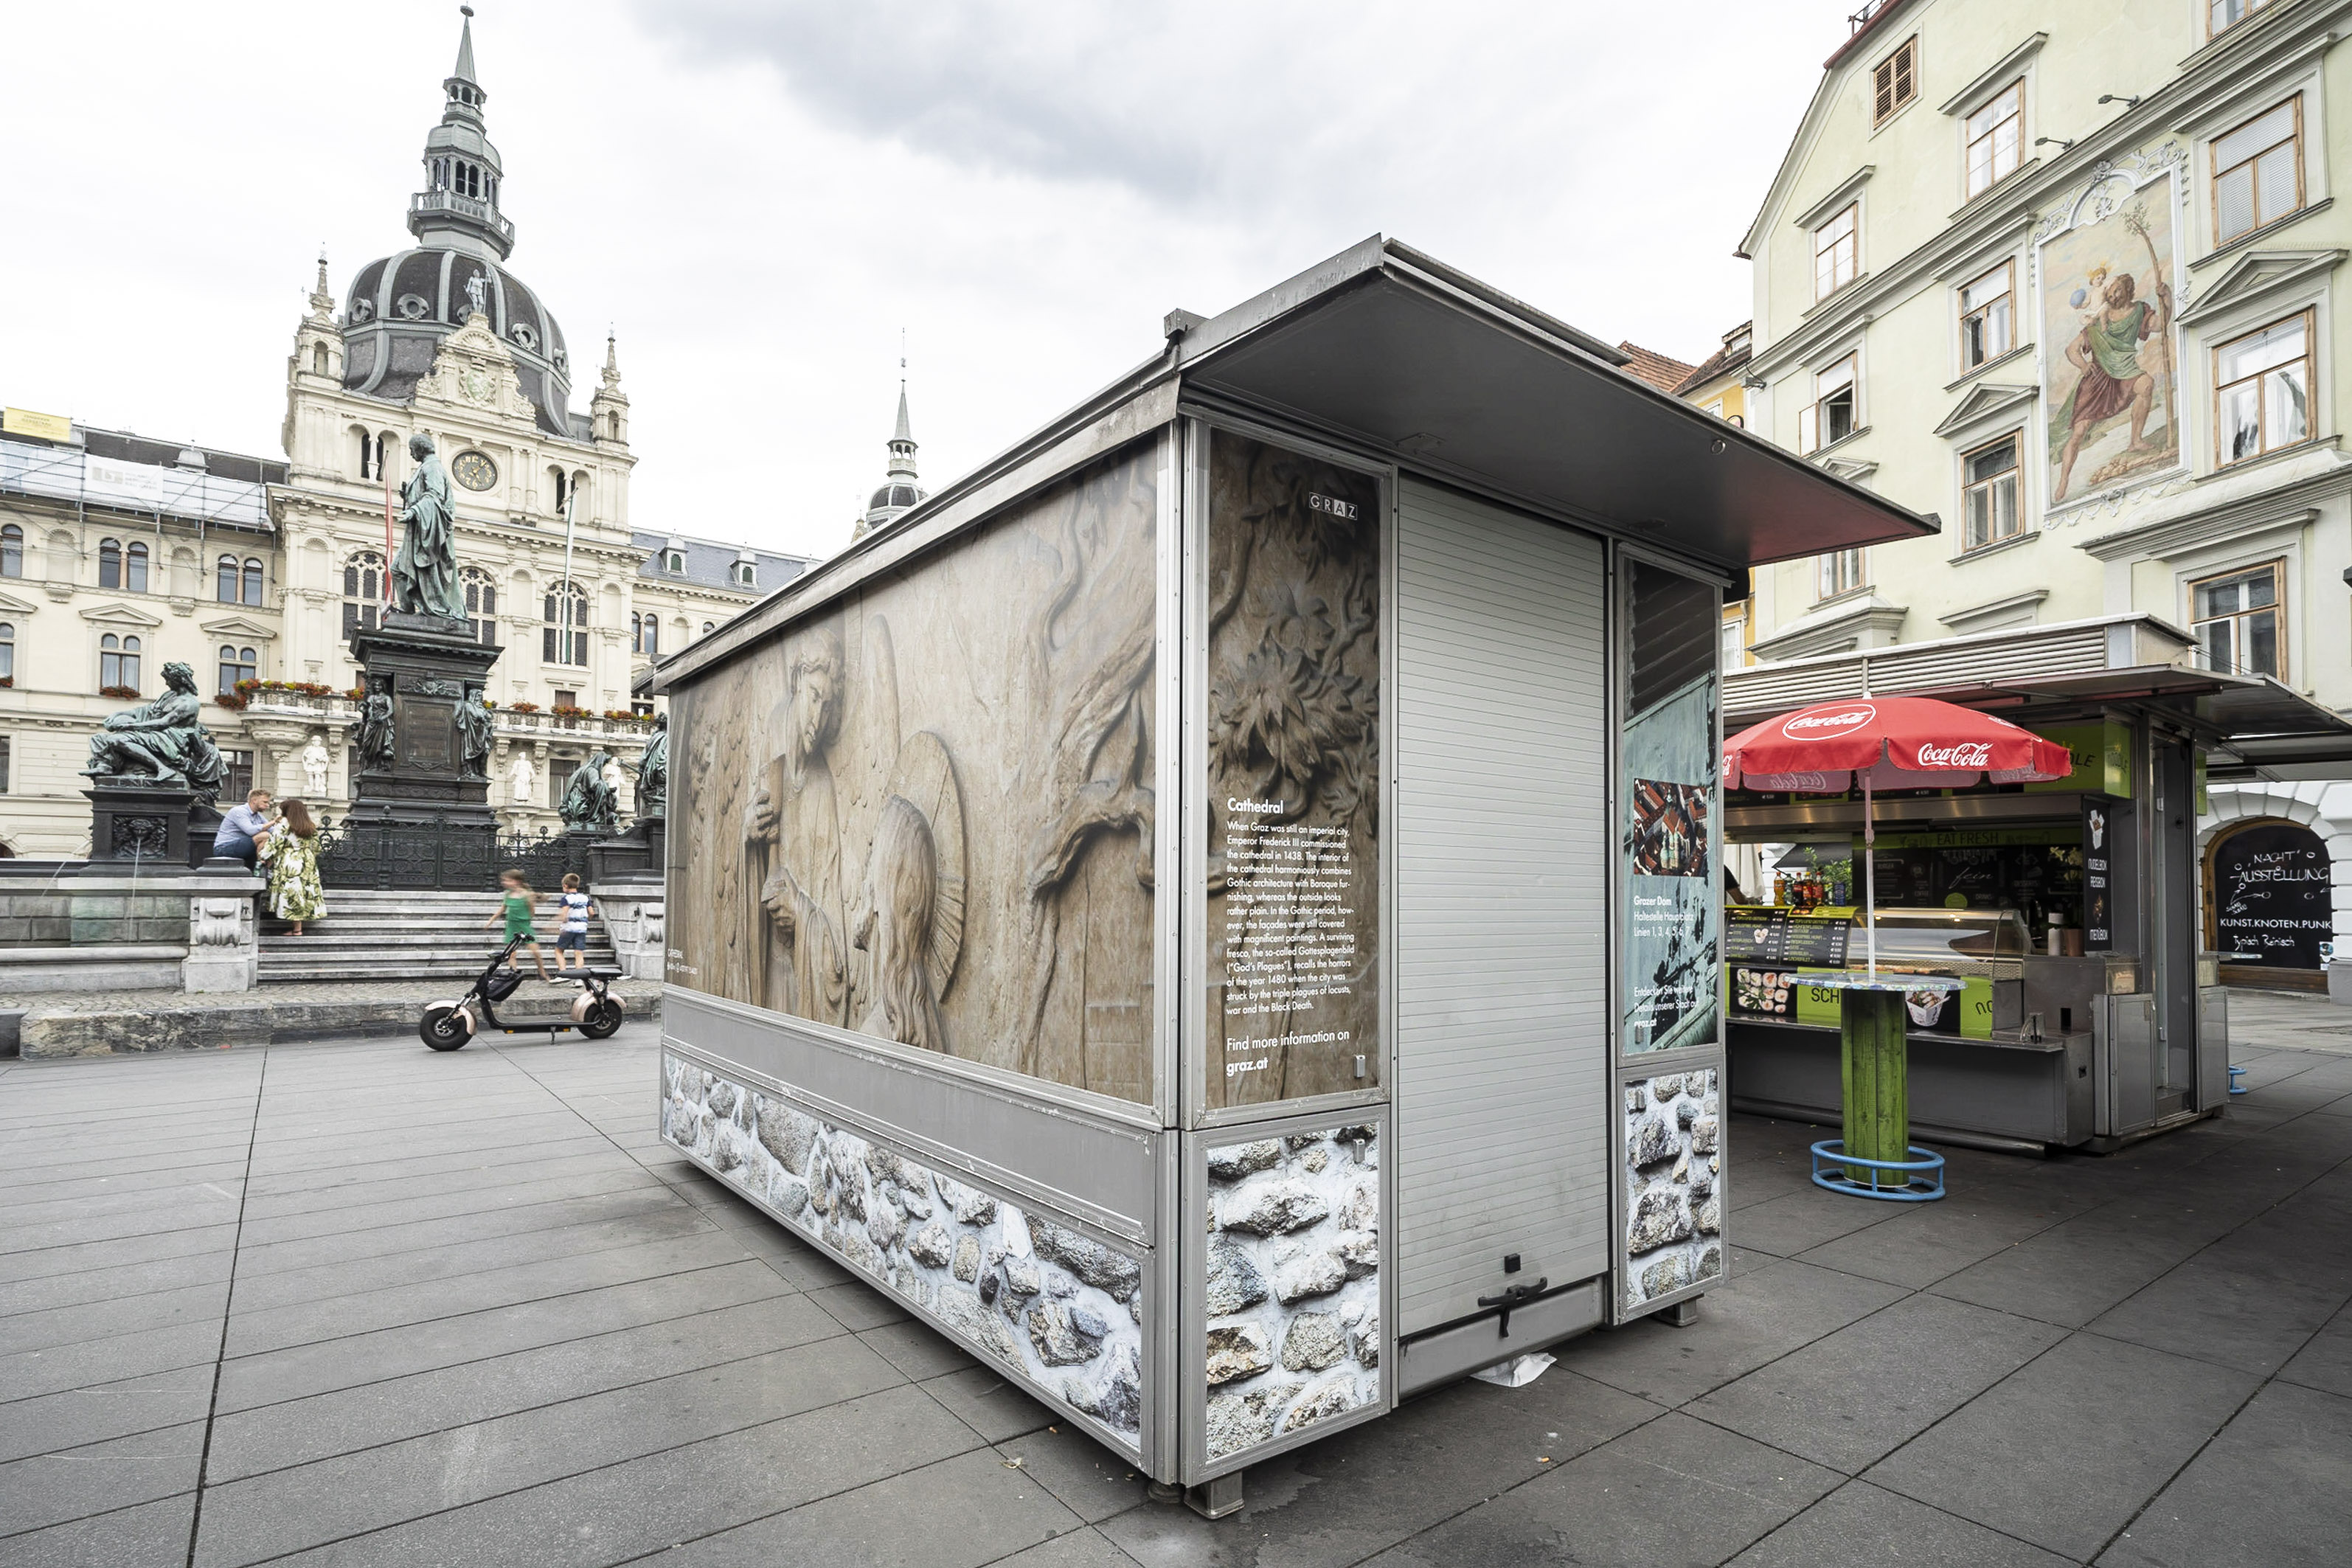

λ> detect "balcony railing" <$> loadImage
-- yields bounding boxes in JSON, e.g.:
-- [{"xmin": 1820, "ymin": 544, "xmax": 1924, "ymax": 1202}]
[
  {"xmin": 237, "ymin": 687, "xmax": 656, "ymax": 743},
  {"xmin": 408, "ymin": 190, "xmax": 516, "ymax": 246}
]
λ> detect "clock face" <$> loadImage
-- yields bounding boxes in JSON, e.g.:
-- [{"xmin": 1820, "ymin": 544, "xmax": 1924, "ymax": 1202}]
[{"xmin": 452, "ymin": 451, "xmax": 499, "ymax": 492}]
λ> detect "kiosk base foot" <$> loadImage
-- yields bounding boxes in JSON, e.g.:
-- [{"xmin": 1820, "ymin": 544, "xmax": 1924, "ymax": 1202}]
[
  {"xmin": 1146, "ymin": 1481, "xmax": 1182, "ymax": 1505},
  {"xmin": 1654, "ymin": 1296, "xmax": 1703, "ymax": 1328},
  {"xmin": 1187, "ymin": 1471, "xmax": 1246, "ymax": 1519}
]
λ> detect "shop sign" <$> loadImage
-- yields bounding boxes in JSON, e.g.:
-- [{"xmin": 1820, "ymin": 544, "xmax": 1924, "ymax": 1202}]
[
  {"xmin": 2082, "ymin": 796, "xmax": 2114, "ymax": 950},
  {"xmin": 2025, "ymin": 720, "xmax": 2133, "ymax": 797},
  {"xmin": 2210, "ymin": 821, "xmax": 2332, "ymax": 971}
]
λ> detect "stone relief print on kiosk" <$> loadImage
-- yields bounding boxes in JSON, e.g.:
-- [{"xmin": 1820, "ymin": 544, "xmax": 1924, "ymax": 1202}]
[
  {"xmin": 664, "ymin": 1055, "xmax": 1145, "ymax": 1451},
  {"xmin": 1620, "ymin": 560, "xmax": 1719, "ymax": 1056},
  {"xmin": 1204, "ymin": 1123, "xmax": 1381, "ymax": 1462},
  {"xmin": 1621, "ymin": 1068, "xmax": 1723, "ymax": 1312},
  {"xmin": 1204, "ymin": 432, "xmax": 1382, "ymax": 1111},
  {"xmin": 2038, "ymin": 154, "xmax": 2182, "ymax": 509},
  {"xmin": 665, "ymin": 443, "xmax": 1159, "ymax": 1103}
]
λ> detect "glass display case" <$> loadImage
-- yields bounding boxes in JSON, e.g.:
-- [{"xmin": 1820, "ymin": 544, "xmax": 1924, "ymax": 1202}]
[{"xmin": 1860, "ymin": 906, "xmax": 2032, "ymax": 974}]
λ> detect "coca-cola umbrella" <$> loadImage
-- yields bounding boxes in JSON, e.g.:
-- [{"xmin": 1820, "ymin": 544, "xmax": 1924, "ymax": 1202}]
[{"xmin": 1723, "ymin": 695, "xmax": 2072, "ymax": 975}]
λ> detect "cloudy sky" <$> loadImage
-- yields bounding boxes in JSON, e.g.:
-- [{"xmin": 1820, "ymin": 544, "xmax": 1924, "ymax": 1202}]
[{"xmin": 0, "ymin": 1, "xmax": 1836, "ymax": 560}]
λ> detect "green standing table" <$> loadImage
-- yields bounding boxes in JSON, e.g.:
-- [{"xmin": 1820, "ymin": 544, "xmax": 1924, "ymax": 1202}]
[{"xmin": 1803, "ymin": 974, "xmax": 1956, "ymax": 1201}]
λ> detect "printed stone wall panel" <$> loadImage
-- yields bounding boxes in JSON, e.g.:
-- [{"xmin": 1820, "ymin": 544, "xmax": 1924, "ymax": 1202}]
[
  {"xmin": 1619, "ymin": 1067, "xmax": 1725, "ymax": 1314},
  {"xmin": 663, "ymin": 1052, "xmax": 1147, "ymax": 1456},
  {"xmin": 1201, "ymin": 1122, "xmax": 1384, "ymax": 1463}
]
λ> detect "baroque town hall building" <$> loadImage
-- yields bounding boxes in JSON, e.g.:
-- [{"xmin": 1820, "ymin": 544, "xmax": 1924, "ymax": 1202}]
[{"xmin": 0, "ymin": 14, "xmax": 884, "ymax": 855}]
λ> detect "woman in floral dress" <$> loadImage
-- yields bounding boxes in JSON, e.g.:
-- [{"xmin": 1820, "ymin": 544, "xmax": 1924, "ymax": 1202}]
[{"xmin": 262, "ymin": 797, "xmax": 327, "ymax": 935}]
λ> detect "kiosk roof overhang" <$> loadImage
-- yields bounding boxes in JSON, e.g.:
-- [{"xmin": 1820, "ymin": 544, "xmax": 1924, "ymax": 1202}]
[
  {"xmin": 1175, "ymin": 237, "xmax": 1938, "ymax": 572},
  {"xmin": 646, "ymin": 236, "xmax": 1938, "ymax": 695}
]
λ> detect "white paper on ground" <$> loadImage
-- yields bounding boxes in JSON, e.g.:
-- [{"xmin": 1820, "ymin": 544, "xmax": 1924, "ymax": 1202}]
[{"xmin": 1470, "ymin": 1352, "xmax": 1554, "ymax": 1388}]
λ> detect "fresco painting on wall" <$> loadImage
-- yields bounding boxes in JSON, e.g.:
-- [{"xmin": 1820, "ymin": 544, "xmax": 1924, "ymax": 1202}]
[
  {"xmin": 2041, "ymin": 164, "xmax": 2181, "ymax": 507},
  {"xmin": 665, "ymin": 441, "xmax": 1160, "ymax": 1104}
]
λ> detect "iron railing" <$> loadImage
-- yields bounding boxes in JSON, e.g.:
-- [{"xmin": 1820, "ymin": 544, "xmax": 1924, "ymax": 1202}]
[{"xmin": 316, "ymin": 813, "xmax": 591, "ymax": 892}]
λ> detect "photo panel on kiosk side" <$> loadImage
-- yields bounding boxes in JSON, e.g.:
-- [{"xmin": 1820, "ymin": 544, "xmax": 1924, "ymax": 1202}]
[{"xmin": 1611, "ymin": 545, "xmax": 1728, "ymax": 1325}]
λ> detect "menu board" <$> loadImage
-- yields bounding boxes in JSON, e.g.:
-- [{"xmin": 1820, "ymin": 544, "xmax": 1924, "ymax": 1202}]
[
  {"xmin": 1725, "ymin": 905, "xmax": 1786, "ymax": 962},
  {"xmin": 1782, "ymin": 915, "xmax": 1851, "ymax": 967}
]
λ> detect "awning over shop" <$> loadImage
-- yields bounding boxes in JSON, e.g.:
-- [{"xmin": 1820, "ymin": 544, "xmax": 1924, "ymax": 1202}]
[{"xmin": 1722, "ymin": 614, "xmax": 2352, "ymax": 780}]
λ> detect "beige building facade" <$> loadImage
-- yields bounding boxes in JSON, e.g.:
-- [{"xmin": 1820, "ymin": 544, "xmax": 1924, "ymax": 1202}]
[
  {"xmin": 1737, "ymin": 0, "xmax": 2352, "ymax": 987},
  {"xmin": 0, "ymin": 13, "xmax": 816, "ymax": 856}
]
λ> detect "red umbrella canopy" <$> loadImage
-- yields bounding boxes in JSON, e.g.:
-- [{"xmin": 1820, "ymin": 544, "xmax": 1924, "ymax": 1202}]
[{"xmin": 1725, "ymin": 695, "xmax": 2073, "ymax": 793}]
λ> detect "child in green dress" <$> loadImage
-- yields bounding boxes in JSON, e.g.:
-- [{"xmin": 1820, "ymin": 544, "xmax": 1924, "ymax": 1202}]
[{"xmin": 482, "ymin": 868, "xmax": 551, "ymax": 981}]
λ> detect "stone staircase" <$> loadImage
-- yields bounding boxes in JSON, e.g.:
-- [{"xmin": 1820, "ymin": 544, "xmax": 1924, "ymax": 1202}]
[{"xmin": 257, "ymin": 888, "xmax": 618, "ymax": 983}]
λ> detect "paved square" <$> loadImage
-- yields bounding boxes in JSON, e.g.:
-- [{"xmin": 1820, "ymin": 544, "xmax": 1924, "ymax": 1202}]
[{"xmin": 3, "ymin": 1002, "xmax": 2348, "ymax": 1566}]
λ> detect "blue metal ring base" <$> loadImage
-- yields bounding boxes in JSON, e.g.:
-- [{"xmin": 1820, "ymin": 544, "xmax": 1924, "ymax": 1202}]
[
  {"xmin": 1809, "ymin": 1139, "xmax": 1946, "ymax": 1201},
  {"xmin": 2229, "ymin": 1065, "xmax": 2248, "ymax": 1096}
]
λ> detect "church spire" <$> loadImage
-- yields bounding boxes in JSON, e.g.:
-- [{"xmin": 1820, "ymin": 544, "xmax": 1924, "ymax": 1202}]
[
  {"xmin": 407, "ymin": 4, "xmax": 514, "ymax": 262},
  {"xmin": 856, "ymin": 365, "xmax": 928, "ymax": 540}
]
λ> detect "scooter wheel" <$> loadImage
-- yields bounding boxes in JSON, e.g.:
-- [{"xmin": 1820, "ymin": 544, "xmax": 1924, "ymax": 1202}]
[
  {"xmin": 420, "ymin": 1005, "xmax": 470, "ymax": 1051},
  {"xmin": 577, "ymin": 999, "xmax": 623, "ymax": 1040}
]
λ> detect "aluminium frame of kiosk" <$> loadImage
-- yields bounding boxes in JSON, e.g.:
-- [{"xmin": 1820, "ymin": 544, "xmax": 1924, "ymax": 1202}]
[
  {"xmin": 1721, "ymin": 617, "xmax": 2352, "ymax": 1154},
  {"xmin": 642, "ymin": 236, "xmax": 1935, "ymax": 1504}
]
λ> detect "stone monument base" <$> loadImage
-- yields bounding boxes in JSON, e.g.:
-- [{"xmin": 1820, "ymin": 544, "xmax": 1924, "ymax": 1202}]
[
  {"xmin": 83, "ymin": 780, "xmax": 210, "ymax": 871},
  {"xmin": 589, "ymin": 815, "xmax": 665, "ymax": 884}
]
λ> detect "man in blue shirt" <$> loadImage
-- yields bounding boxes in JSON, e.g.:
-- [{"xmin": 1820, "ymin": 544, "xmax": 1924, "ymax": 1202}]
[{"xmin": 212, "ymin": 788, "xmax": 274, "ymax": 869}]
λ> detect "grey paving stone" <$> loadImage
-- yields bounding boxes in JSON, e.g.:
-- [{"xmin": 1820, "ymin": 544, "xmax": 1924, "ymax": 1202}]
[
  {"xmin": 221, "ymin": 1383, "xmax": 978, "ymax": 1568},
  {"xmin": 859, "ymin": 1318, "xmax": 981, "ymax": 1382},
  {"xmin": 2, "ymin": 1175, "xmax": 247, "ymax": 1229},
  {"xmin": 1865, "ymin": 1331, "xmax": 2261, "ymax": 1560},
  {"xmin": 235, "ymin": 1132, "xmax": 612, "ymax": 1199},
  {"xmin": 1792, "ymin": 1182, "xmax": 2093, "ymax": 1290},
  {"xmin": 226, "ymin": 1202, "xmax": 711, "ymax": 1313},
  {"xmin": 0, "ymin": 1492, "xmax": 196, "ymax": 1568},
  {"xmin": 231, "ymin": 1183, "xmax": 686, "ymax": 1277},
  {"xmin": 231, "ymin": 1165, "xmax": 665, "ymax": 1249},
  {"xmin": 1100, "ymin": 1370, "xmax": 1660, "ymax": 1568},
  {"xmin": 1347, "ymin": 1412, "xmax": 1840, "ymax": 1568},
  {"xmin": 1554, "ymin": 1257, "xmax": 1907, "ymax": 1408},
  {"xmin": 992, "ymin": 1429, "xmax": 1151, "ymax": 1524},
  {"xmin": 988, "ymin": 1527, "xmax": 1144, "ymax": 1567},
  {"xmin": 2095, "ymin": 1381, "xmax": 2352, "ymax": 1568},
  {"xmin": 923, "ymin": 1365, "xmax": 1058, "ymax": 1443},
  {"xmin": 235, "ymin": 1148, "xmax": 626, "ymax": 1222},
  {"xmin": 2279, "ymin": 1298, "xmax": 2352, "ymax": 1396},
  {"xmin": 0, "ymin": 1418, "xmax": 205, "ymax": 1538},
  {"xmin": 190, "ymin": 1333, "xmax": 901, "ymax": 1567},
  {"xmin": 0, "ymin": 1197, "xmax": 244, "ymax": 1256},
  {"xmin": 0, "ymin": 1366, "xmax": 215, "ymax": 1465},
  {"xmin": 1688, "ymin": 1292, "xmax": 2066, "ymax": 1472},
  {"xmin": 223, "ymin": 1227, "xmax": 757, "ymax": 1358},
  {"xmin": 1729, "ymin": 1480, "xmax": 2073, "ymax": 1567},
  {"xmin": 641, "ymin": 1446, "xmax": 1083, "ymax": 1567},
  {"xmin": 809, "ymin": 1277, "xmax": 913, "ymax": 1332},
  {"xmin": 0, "ymin": 1318, "xmax": 223, "ymax": 1405},
  {"xmin": 1928, "ymin": 1207, "xmax": 2225, "ymax": 1328},
  {"xmin": 2088, "ymin": 1209, "xmax": 2352, "ymax": 1376},
  {"xmin": 208, "ymin": 1290, "xmax": 842, "ymax": 1480},
  {"xmin": 3, "ymin": 1278, "xmax": 229, "ymax": 1356},
  {"xmin": 0, "ymin": 1246, "xmax": 235, "ymax": 1320},
  {"xmin": 1730, "ymin": 1185, "xmax": 1900, "ymax": 1258}
]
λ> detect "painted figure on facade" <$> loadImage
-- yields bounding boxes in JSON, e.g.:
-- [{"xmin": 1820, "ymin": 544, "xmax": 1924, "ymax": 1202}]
[
  {"xmin": 354, "ymin": 689, "xmax": 395, "ymax": 771},
  {"xmin": 634, "ymin": 711, "xmax": 668, "ymax": 818},
  {"xmin": 394, "ymin": 432, "xmax": 465, "ymax": 620},
  {"xmin": 746, "ymin": 625, "xmax": 847, "ymax": 1024},
  {"xmin": 561, "ymin": 749, "xmax": 618, "ymax": 832},
  {"xmin": 83, "ymin": 661, "xmax": 230, "ymax": 802},
  {"xmin": 457, "ymin": 690, "xmax": 493, "ymax": 779},
  {"xmin": 2044, "ymin": 192, "xmax": 2178, "ymax": 504}
]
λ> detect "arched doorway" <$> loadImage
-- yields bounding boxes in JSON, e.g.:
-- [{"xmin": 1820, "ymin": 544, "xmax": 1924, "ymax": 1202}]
[{"xmin": 2206, "ymin": 818, "xmax": 2334, "ymax": 990}]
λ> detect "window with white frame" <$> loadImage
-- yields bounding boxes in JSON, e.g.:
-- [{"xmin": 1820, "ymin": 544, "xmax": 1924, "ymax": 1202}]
[
  {"xmin": 1, "ymin": 524, "xmax": 20, "ymax": 577},
  {"xmin": 1964, "ymin": 81, "xmax": 2025, "ymax": 200},
  {"xmin": 1799, "ymin": 355, "xmax": 1858, "ymax": 454},
  {"xmin": 544, "ymin": 583, "xmax": 589, "ymax": 666},
  {"xmin": 1872, "ymin": 36, "xmax": 1918, "ymax": 125},
  {"xmin": 2212, "ymin": 97, "xmax": 2303, "ymax": 246},
  {"xmin": 98, "ymin": 632, "xmax": 139, "ymax": 694},
  {"xmin": 1817, "ymin": 548, "xmax": 1866, "ymax": 601},
  {"xmin": 1959, "ymin": 260, "xmax": 2015, "ymax": 370},
  {"xmin": 341, "ymin": 552, "xmax": 384, "ymax": 640},
  {"xmin": 1721, "ymin": 602, "xmax": 1749, "ymax": 668},
  {"xmin": 461, "ymin": 566, "xmax": 498, "ymax": 648},
  {"xmin": 217, "ymin": 644, "xmax": 257, "ymax": 694},
  {"xmin": 0, "ymin": 620, "xmax": 13, "ymax": 684},
  {"xmin": 2215, "ymin": 311, "xmax": 2311, "ymax": 466},
  {"xmin": 2210, "ymin": 0, "xmax": 2275, "ymax": 39},
  {"xmin": 2192, "ymin": 560, "xmax": 2283, "ymax": 677},
  {"xmin": 1814, "ymin": 205, "xmax": 1859, "ymax": 301},
  {"xmin": 733, "ymin": 561, "xmax": 756, "ymax": 589},
  {"xmin": 1962, "ymin": 434, "xmax": 2022, "ymax": 550}
]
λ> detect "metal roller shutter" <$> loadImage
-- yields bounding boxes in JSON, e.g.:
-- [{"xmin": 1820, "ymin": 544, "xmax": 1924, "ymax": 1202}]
[{"xmin": 1395, "ymin": 476, "xmax": 1610, "ymax": 1335}]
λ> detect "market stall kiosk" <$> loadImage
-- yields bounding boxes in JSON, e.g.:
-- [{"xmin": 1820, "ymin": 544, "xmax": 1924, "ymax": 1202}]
[
  {"xmin": 641, "ymin": 237, "xmax": 1935, "ymax": 1508},
  {"xmin": 1721, "ymin": 616, "xmax": 2352, "ymax": 1153}
]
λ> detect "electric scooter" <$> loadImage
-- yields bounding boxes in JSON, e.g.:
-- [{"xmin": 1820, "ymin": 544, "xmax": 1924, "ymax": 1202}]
[{"xmin": 421, "ymin": 932, "xmax": 624, "ymax": 1050}]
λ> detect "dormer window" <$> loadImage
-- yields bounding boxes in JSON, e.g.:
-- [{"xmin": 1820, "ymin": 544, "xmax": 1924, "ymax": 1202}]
[
  {"xmin": 665, "ymin": 549, "xmax": 684, "ymax": 575},
  {"xmin": 733, "ymin": 561, "xmax": 757, "ymax": 589}
]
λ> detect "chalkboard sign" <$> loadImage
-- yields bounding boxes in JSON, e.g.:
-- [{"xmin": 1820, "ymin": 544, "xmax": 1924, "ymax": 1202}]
[{"xmin": 2211, "ymin": 821, "xmax": 2332, "ymax": 971}]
